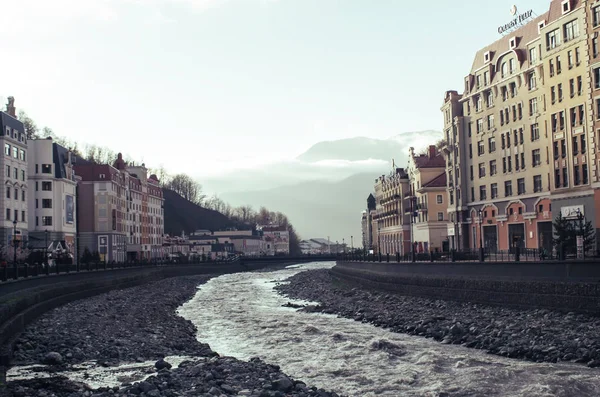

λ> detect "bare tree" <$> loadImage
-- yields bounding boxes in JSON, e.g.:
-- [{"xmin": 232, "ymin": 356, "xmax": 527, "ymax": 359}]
[
  {"xmin": 18, "ymin": 110, "xmax": 39, "ymax": 139},
  {"xmin": 234, "ymin": 205, "xmax": 255, "ymax": 223},
  {"xmin": 165, "ymin": 173, "xmax": 206, "ymax": 205}
]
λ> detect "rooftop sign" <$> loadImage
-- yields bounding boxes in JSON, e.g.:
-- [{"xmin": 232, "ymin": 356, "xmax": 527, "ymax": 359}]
[{"xmin": 498, "ymin": 6, "xmax": 534, "ymax": 34}]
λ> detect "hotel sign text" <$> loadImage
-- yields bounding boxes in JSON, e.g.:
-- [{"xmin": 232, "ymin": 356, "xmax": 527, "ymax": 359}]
[{"xmin": 498, "ymin": 9, "xmax": 533, "ymax": 34}]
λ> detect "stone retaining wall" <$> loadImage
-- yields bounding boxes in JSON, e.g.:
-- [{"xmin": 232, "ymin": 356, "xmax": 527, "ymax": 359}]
[{"xmin": 332, "ymin": 262, "xmax": 600, "ymax": 314}]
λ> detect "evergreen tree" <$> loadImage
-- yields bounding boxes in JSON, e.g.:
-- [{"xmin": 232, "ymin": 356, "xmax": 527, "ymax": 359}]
[{"xmin": 553, "ymin": 213, "xmax": 596, "ymax": 255}]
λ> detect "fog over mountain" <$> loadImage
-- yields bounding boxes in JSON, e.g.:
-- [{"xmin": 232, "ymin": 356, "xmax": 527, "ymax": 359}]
[{"xmin": 202, "ymin": 130, "xmax": 442, "ymax": 241}]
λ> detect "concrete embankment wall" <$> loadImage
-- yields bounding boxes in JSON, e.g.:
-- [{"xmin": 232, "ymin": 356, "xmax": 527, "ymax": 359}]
[
  {"xmin": 333, "ymin": 261, "xmax": 600, "ymax": 314},
  {"xmin": 0, "ymin": 260, "xmax": 307, "ymax": 374}
]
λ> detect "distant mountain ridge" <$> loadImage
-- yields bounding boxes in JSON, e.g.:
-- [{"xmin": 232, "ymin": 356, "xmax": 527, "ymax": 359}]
[{"xmin": 296, "ymin": 130, "xmax": 442, "ymax": 163}]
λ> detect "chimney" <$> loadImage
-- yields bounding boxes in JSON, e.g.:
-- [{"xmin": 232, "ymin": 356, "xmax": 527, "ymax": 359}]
[
  {"xmin": 428, "ymin": 145, "xmax": 436, "ymax": 159},
  {"xmin": 5, "ymin": 96, "xmax": 16, "ymax": 117}
]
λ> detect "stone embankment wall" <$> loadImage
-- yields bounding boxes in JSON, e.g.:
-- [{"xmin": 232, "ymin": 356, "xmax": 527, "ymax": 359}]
[{"xmin": 333, "ymin": 261, "xmax": 600, "ymax": 314}]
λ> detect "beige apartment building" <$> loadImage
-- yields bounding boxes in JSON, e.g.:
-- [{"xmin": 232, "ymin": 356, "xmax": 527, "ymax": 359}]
[
  {"xmin": 407, "ymin": 146, "xmax": 449, "ymax": 253},
  {"xmin": 441, "ymin": 0, "xmax": 600, "ymax": 252},
  {"xmin": 373, "ymin": 167, "xmax": 411, "ymax": 255}
]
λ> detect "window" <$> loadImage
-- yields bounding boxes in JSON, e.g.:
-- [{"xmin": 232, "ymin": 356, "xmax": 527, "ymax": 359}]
[
  {"xmin": 572, "ymin": 136, "xmax": 579, "ymax": 154},
  {"xmin": 576, "ymin": 47, "xmax": 581, "ymax": 65},
  {"xmin": 42, "ymin": 216, "xmax": 53, "ymax": 226},
  {"xmin": 563, "ymin": 20, "xmax": 579, "ymax": 42},
  {"xmin": 478, "ymin": 141, "xmax": 484, "ymax": 156},
  {"xmin": 41, "ymin": 181, "xmax": 52, "ymax": 191},
  {"xmin": 555, "ymin": 169, "xmax": 561, "ymax": 188},
  {"xmin": 557, "ymin": 56, "xmax": 562, "ymax": 75},
  {"xmin": 487, "ymin": 114, "xmax": 494, "ymax": 129},
  {"xmin": 513, "ymin": 130, "xmax": 518, "ymax": 146},
  {"xmin": 581, "ymin": 134, "xmax": 587, "ymax": 153},
  {"xmin": 531, "ymin": 123, "xmax": 539, "ymax": 141},
  {"xmin": 510, "ymin": 82, "xmax": 517, "ymax": 97},
  {"xmin": 583, "ymin": 164, "xmax": 589, "ymax": 184},
  {"xmin": 491, "ymin": 183, "xmax": 498, "ymax": 199},
  {"xmin": 529, "ymin": 98, "xmax": 537, "ymax": 115},
  {"xmin": 594, "ymin": 5, "xmax": 600, "ymax": 27},
  {"xmin": 551, "ymin": 86, "xmax": 556, "ymax": 103},
  {"xmin": 12, "ymin": 147, "xmax": 17, "ymax": 159},
  {"xmin": 13, "ymin": 210, "xmax": 17, "ymax": 222},
  {"xmin": 5, "ymin": 208, "xmax": 9, "ymax": 220},
  {"xmin": 519, "ymin": 129, "xmax": 524, "ymax": 145},
  {"xmin": 14, "ymin": 188, "xmax": 17, "ymax": 200},
  {"xmin": 508, "ymin": 156, "xmax": 512, "ymax": 172},
  {"xmin": 436, "ymin": 195, "xmax": 443, "ymax": 204},
  {"xmin": 502, "ymin": 157, "xmax": 507, "ymax": 173},
  {"xmin": 486, "ymin": 91, "xmax": 494, "ymax": 107},
  {"xmin": 478, "ymin": 162, "xmax": 486, "ymax": 178},
  {"xmin": 470, "ymin": 165, "xmax": 473, "ymax": 180},
  {"xmin": 562, "ymin": 0, "xmax": 570, "ymax": 13},
  {"xmin": 471, "ymin": 187, "xmax": 475, "ymax": 202},
  {"xmin": 533, "ymin": 175, "xmax": 542, "ymax": 192},
  {"xmin": 517, "ymin": 178, "xmax": 525, "ymax": 195},
  {"xmin": 553, "ymin": 141, "xmax": 559, "ymax": 159},
  {"xmin": 490, "ymin": 160, "xmax": 497, "ymax": 176},
  {"xmin": 559, "ymin": 111, "xmax": 565, "ymax": 130},
  {"xmin": 561, "ymin": 139, "xmax": 566, "ymax": 158},
  {"xmin": 42, "ymin": 199, "xmax": 52, "ymax": 209},
  {"xmin": 21, "ymin": 190, "xmax": 25, "ymax": 202},
  {"xmin": 488, "ymin": 137, "xmax": 496, "ymax": 153},
  {"xmin": 574, "ymin": 165, "xmax": 581, "ymax": 186},
  {"xmin": 568, "ymin": 50, "xmax": 573, "ymax": 69},
  {"xmin": 479, "ymin": 185, "xmax": 487, "ymax": 201},
  {"xmin": 437, "ymin": 212, "xmax": 444, "ymax": 221},
  {"xmin": 528, "ymin": 72, "xmax": 537, "ymax": 90},
  {"xmin": 505, "ymin": 181, "xmax": 513, "ymax": 197},
  {"xmin": 476, "ymin": 75, "xmax": 482, "ymax": 89},
  {"xmin": 501, "ymin": 62, "xmax": 508, "ymax": 77},
  {"xmin": 477, "ymin": 119, "xmax": 483, "ymax": 133},
  {"xmin": 562, "ymin": 167, "xmax": 568, "ymax": 187},
  {"xmin": 4, "ymin": 144, "xmax": 9, "ymax": 156},
  {"xmin": 529, "ymin": 47, "xmax": 537, "ymax": 64},
  {"xmin": 547, "ymin": 29, "xmax": 560, "ymax": 50},
  {"xmin": 532, "ymin": 149, "xmax": 541, "ymax": 166},
  {"xmin": 5, "ymin": 187, "xmax": 9, "ymax": 199},
  {"xmin": 19, "ymin": 150, "xmax": 25, "ymax": 161},
  {"xmin": 509, "ymin": 58, "xmax": 516, "ymax": 74},
  {"xmin": 484, "ymin": 71, "xmax": 489, "ymax": 86},
  {"xmin": 550, "ymin": 59, "xmax": 555, "ymax": 76},
  {"xmin": 558, "ymin": 83, "xmax": 563, "ymax": 102},
  {"xmin": 41, "ymin": 164, "xmax": 52, "ymax": 174},
  {"xmin": 515, "ymin": 154, "xmax": 520, "ymax": 171}
]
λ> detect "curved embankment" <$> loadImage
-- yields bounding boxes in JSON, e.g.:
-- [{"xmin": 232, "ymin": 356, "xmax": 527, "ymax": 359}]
[
  {"xmin": 0, "ymin": 260, "xmax": 312, "ymax": 381},
  {"xmin": 4, "ymin": 275, "xmax": 342, "ymax": 397},
  {"xmin": 275, "ymin": 268, "xmax": 600, "ymax": 368},
  {"xmin": 333, "ymin": 260, "xmax": 600, "ymax": 314}
]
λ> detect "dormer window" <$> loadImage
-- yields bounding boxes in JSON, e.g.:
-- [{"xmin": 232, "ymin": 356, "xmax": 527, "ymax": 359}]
[
  {"xmin": 484, "ymin": 51, "xmax": 491, "ymax": 63},
  {"xmin": 509, "ymin": 37, "xmax": 517, "ymax": 49},
  {"xmin": 562, "ymin": 0, "xmax": 570, "ymax": 14},
  {"xmin": 538, "ymin": 21, "xmax": 546, "ymax": 33}
]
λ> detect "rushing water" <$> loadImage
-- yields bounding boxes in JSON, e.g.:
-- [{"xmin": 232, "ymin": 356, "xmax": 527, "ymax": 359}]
[{"xmin": 178, "ymin": 261, "xmax": 600, "ymax": 397}]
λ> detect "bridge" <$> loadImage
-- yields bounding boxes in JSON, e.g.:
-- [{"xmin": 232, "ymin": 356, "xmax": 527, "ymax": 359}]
[{"xmin": 0, "ymin": 255, "xmax": 336, "ymax": 382}]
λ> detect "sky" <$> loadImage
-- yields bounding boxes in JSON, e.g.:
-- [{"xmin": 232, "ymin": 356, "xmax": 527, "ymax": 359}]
[{"xmin": 1, "ymin": 0, "xmax": 552, "ymax": 177}]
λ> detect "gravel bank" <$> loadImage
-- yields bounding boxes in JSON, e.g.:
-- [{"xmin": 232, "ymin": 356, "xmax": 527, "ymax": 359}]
[
  {"xmin": 2, "ymin": 275, "xmax": 343, "ymax": 397},
  {"xmin": 275, "ymin": 269, "xmax": 600, "ymax": 368}
]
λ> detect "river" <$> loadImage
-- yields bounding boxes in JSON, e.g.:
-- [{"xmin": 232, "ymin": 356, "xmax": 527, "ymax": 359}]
[{"xmin": 178, "ymin": 261, "xmax": 600, "ymax": 397}]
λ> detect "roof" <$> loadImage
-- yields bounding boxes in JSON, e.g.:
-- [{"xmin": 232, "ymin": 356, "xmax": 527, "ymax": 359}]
[
  {"xmin": 413, "ymin": 154, "xmax": 445, "ymax": 169},
  {"xmin": 470, "ymin": 0, "xmax": 582, "ymax": 77},
  {"xmin": 421, "ymin": 172, "xmax": 447, "ymax": 189}
]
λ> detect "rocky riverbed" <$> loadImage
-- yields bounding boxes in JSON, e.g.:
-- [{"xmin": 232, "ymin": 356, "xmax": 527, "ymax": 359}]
[
  {"xmin": 2, "ymin": 275, "xmax": 342, "ymax": 397},
  {"xmin": 275, "ymin": 269, "xmax": 600, "ymax": 368}
]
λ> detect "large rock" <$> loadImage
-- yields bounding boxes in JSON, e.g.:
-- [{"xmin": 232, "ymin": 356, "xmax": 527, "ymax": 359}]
[
  {"xmin": 155, "ymin": 358, "xmax": 172, "ymax": 370},
  {"xmin": 42, "ymin": 352, "xmax": 63, "ymax": 365},
  {"xmin": 272, "ymin": 375, "xmax": 294, "ymax": 392}
]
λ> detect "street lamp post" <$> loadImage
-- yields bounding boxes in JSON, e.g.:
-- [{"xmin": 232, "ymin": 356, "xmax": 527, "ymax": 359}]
[
  {"xmin": 45, "ymin": 230, "xmax": 49, "ymax": 275},
  {"xmin": 377, "ymin": 224, "xmax": 381, "ymax": 257},
  {"xmin": 351, "ymin": 235, "xmax": 354, "ymax": 252},
  {"xmin": 478, "ymin": 209, "xmax": 484, "ymax": 262},
  {"xmin": 12, "ymin": 220, "xmax": 17, "ymax": 280},
  {"xmin": 342, "ymin": 238, "xmax": 345, "ymax": 254}
]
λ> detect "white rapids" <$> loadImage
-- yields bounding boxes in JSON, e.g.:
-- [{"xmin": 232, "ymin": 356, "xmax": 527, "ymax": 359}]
[{"xmin": 178, "ymin": 261, "xmax": 600, "ymax": 397}]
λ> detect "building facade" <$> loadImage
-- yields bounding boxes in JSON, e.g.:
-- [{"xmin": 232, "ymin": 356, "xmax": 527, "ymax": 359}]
[
  {"xmin": 373, "ymin": 167, "xmax": 411, "ymax": 255},
  {"xmin": 407, "ymin": 146, "xmax": 449, "ymax": 253},
  {"xmin": 27, "ymin": 138, "xmax": 78, "ymax": 261},
  {"xmin": 441, "ymin": 0, "xmax": 600, "ymax": 252},
  {"xmin": 361, "ymin": 193, "xmax": 376, "ymax": 251},
  {"xmin": 0, "ymin": 98, "xmax": 28, "ymax": 258}
]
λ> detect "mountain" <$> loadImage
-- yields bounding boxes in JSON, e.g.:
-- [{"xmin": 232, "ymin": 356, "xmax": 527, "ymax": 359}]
[
  {"xmin": 296, "ymin": 130, "xmax": 442, "ymax": 163},
  {"xmin": 163, "ymin": 188, "xmax": 235, "ymax": 235},
  {"xmin": 220, "ymin": 173, "xmax": 380, "ymax": 243}
]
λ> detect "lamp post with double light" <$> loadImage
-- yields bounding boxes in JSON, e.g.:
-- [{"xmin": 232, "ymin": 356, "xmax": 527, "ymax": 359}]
[{"xmin": 478, "ymin": 209, "xmax": 484, "ymax": 262}]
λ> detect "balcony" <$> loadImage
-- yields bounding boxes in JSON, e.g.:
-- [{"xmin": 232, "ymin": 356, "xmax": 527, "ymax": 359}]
[{"xmin": 416, "ymin": 203, "xmax": 428, "ymax": 212}]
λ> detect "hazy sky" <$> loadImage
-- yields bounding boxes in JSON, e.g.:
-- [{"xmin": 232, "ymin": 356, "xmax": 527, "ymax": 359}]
[{"xmin": 2, "ymin": 0, "xmax": 551, "ymax": 177}]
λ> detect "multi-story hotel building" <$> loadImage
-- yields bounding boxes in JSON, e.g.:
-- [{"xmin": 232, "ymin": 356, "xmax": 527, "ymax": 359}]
[
  {"xmin": 361, "ymin": 193, "xmax": 376, "ymax": 251},
  {"xmin": 1, "ymin": 98, "xmax": 28, "ymax": 254},
  {"xmin": 407, "ymin": 146, "xmax": 449, "ymax": 253},
  {"xmin": 27, "ymin": 138, "xmax": 78, "ymax": 259},
  {"xmin": 373, "ymin": 167, "xmax": 411, "ymax": 255},
  {"xmin": 442, "ymin": 0, "xmax": 600, "ymax": 252},
  {"xmin": 75, "ymin": 158, "xmax": 128, "ymax": 263}
]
